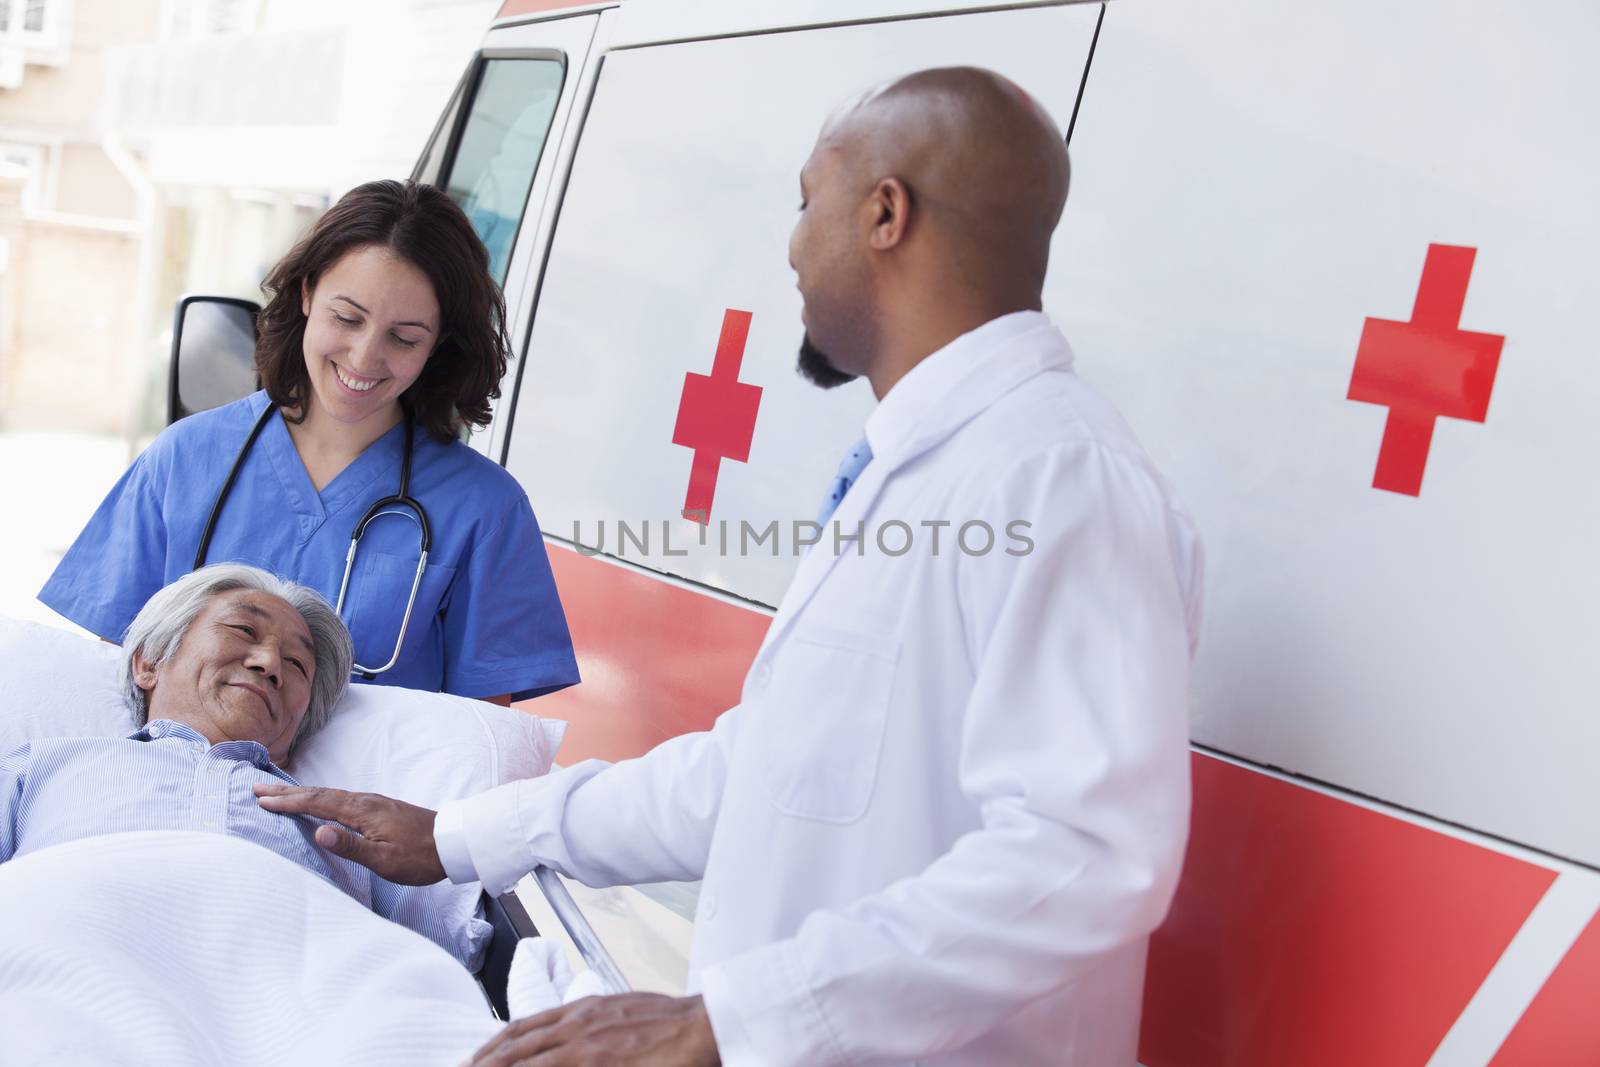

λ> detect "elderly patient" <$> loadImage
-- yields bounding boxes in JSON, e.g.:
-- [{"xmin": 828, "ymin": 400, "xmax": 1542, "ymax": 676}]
[{"xmin": 0, "ymin": 564, "xmax": 482, "ymax": 966}]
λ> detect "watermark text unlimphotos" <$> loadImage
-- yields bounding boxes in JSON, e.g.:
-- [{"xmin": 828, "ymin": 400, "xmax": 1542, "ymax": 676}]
[{"xmin": 571, "ymin": 518, "xmax": 1034, "ymax": 558}]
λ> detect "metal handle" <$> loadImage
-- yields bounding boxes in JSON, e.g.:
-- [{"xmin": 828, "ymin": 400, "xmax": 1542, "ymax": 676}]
[{"xmin": 530, "ymin": 865, "xmax": 632, "ymax": 996}]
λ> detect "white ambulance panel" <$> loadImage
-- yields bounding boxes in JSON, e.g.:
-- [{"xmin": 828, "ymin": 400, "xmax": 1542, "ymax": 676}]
[
  {"xmin": 1055, "ymin": 0, "xmax": 1600, "ymax": 864},
  {"xmin": 505, "ymin": 4, "xmax": 1101, "ymax": 607}
]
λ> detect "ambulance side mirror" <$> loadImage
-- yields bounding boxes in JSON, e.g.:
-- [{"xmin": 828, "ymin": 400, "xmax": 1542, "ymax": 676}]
[{"xmin": 168, "ymin": 295, "xmax": 262, "ymax": 426}]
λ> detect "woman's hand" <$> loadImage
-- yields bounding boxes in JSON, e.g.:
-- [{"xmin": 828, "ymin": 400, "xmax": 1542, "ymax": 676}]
[{"xmin": 254, "ymin": 783, "xmax": 446, "ymax": 885}]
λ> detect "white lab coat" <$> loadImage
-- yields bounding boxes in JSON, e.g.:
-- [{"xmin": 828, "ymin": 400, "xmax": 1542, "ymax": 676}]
[{"xmin": 437, "ymin": 311, "xmax": 1204, "ymax": 1065}]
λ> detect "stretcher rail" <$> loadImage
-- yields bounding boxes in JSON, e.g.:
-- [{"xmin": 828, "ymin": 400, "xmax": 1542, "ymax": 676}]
[{"xmin": 531, "ymin": 865, "xmax": 632, "ymax": 996}]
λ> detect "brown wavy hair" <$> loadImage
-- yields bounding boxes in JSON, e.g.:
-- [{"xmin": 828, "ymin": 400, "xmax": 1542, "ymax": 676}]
[{"xmin": 255, "ymin": 180, "xmax": 509, "ymax": 442}]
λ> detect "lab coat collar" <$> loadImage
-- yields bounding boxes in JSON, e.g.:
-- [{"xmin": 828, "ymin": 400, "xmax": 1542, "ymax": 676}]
[
  {"xmin": 760, "ymin": 311, "xmax": 1072, "ymax": 657},
  {"xmin": 863, "ymin": 310, "xmax": 1070, "ymax": 476}
]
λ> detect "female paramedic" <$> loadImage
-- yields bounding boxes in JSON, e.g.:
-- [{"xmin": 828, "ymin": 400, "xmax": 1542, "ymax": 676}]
[{"xmin": 40, "ymin": 180, "xmax": 580, "ymax": 704}]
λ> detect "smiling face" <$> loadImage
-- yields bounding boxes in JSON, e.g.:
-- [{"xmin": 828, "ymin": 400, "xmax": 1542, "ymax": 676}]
[
  {"xmin": 298, "ymin": 244, "xmax": 441, "ymax": 429},
  {"xmin": 132, "ymin": 590, "xmax": 318, "ymax": 765}
]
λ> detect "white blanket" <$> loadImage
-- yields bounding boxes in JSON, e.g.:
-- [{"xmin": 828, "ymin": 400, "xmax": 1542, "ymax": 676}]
[{"xmin": 0, "ymin": 831, "xmax": 502, "ymax": 1065}]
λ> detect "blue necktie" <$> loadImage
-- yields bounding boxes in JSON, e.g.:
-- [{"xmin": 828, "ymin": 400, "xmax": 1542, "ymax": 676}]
[{"xmin": 816, "ymin": 437, "xmax": 873, "ymax": 526}]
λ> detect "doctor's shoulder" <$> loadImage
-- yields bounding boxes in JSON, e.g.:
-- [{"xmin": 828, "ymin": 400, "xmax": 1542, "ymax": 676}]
[
  {"xmin": 941, "ymin": 375, "xmax": 1184, "ymax": 522},
  {"xmin": 977, "ymin": 363, "xmax": 1173, "ymax": 482}
]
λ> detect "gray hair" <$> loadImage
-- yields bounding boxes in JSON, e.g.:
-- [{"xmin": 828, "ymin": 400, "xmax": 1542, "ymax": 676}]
[{"xmin": 121, "ymin": 564, "xmax": 353, "ymax": 755}]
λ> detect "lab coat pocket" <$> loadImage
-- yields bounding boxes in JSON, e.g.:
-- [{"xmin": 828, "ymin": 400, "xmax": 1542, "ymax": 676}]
[
  {"xmin": 346, "ymin": 549, "xmax": 456, "ymax": 670},
  {"xmin": 759, "ymin": 624, "xmax": 900, "ymax": 824}
]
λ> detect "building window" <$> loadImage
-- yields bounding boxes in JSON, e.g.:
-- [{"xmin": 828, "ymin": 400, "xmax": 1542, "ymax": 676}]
[{"xmin": 0, "ymin": 0, "xmax": 54, "ymax": 36}]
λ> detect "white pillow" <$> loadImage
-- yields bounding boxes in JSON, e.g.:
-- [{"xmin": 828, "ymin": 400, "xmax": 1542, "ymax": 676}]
[
  {"xmin": 0, "ymin": 616, "xmax": 135, "ymax": 745},
  {"xmin": 0, "ymin": 613, "xmax": 565, "ymax": 794},
  {"xmin": 290, "ymin": 684, "xmax": 565, "ymax": 806},
  {"xmin": 0, "ymin": 613, "xmax": 565, "ymax": 969}
]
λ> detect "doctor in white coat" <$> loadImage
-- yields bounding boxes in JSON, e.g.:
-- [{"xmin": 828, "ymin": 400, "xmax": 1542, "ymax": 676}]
[{"xmin": 259, "ymin": 66, "xmax": 1203, "ymax": 1066}]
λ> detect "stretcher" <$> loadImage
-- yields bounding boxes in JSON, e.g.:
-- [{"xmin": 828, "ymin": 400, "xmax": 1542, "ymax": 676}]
[
  {"xmin": 0, "ymin": 611, "xmax": 628, "ymax": 1039},
  {"xmin": 478, "ymin": 866, "xmax": 630, "ymax": 1018}
]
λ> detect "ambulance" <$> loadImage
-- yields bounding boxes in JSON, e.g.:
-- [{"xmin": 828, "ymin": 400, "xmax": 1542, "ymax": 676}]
[{"xmin": 185, "ymin": 0, "xmax": 1600, "ymax": 1061}]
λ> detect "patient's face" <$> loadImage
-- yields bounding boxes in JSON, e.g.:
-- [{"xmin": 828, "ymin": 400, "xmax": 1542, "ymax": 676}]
[{"xmin": 134, "ymin": 590, "xmax": 316, "ymax": 764}]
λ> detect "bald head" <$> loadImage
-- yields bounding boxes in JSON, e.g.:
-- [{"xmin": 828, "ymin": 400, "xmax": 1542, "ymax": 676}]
[
  {"xmin": 829, "ymin": 67, "xmax": 1068, "ymax": 289},
  {"xmin": 789, "ymin": 67, "xmax": 1070, "ymax": 397}
]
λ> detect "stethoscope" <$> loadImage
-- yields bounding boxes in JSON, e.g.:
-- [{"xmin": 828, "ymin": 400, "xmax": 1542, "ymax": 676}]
[{"xmin": 193, "ymin": 401, "xmax": 431, "ymax": 678}]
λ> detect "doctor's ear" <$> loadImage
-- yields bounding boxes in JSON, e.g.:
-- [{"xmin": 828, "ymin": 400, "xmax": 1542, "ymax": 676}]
[
  {"xmin": 300, "ymin": 278, "xmax": 312, "ymax": 318},
  {"xmin": 866, "ymin": 177, "xmax": 912, "ymax": 252},
  {"xmin": 131, "ymin": 651, "xmax": 160, "ymax": 692}
]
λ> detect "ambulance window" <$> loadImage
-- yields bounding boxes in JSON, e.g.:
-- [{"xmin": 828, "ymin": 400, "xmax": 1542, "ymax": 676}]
[
  {"xmin": 413, "ymin": 74, "xmax": 466, "ymax": 188},
  {"xmin": 440, "ymin": 57, "xmax": 565, "ymax": 284}
]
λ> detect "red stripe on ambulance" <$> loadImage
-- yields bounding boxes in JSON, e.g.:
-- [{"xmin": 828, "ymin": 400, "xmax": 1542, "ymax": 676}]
[
  {"xmin": 1139, "ymin": 754, "xmax": 1555, "ymax": 1066},
  {"xmin": 532, "ymin": 543, "xmax": 770, "ymax": 764},
  {"xmin": 1490, "ymin": 908, "xmax": 1600, "ymax": 1065},
  {"xmin": 496, "ymin": 0, "xmax": 601, "ymax": 19}
]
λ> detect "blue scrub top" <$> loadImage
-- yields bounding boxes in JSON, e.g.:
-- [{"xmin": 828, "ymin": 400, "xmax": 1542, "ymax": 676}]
[{"xmin": 41, "ymin": 392, "xmax": 580, "ymax": 702}]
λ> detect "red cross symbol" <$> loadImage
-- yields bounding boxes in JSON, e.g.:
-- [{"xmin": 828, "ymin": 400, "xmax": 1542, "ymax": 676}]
[
  {"xmin": 672, "ymin": 309, "xmax": 762, "ymax": 524},
  {"xmin": 1347, "ymin": 244, "xmax": 1504, "ymax": 496}
]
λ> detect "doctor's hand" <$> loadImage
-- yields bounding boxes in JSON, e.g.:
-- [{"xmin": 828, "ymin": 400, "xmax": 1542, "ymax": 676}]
[
  {"xmin": 465, "ymin": 993, "xmax": 719, "ymax": 1067},
  {"xmin": 253, "ymin": 784, "xmax": 446, "ymax": 886}
]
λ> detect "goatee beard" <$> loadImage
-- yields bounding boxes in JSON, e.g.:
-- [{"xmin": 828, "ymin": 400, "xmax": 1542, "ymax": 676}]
[{"xmin": 796, "ymin": 333, "xmax": 856, "ymax": 389}]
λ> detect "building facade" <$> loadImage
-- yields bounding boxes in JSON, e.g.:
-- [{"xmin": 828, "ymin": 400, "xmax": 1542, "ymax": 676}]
[{"xmin": 0, "ymin": 0, "xmax": 497, "ymax": 437}]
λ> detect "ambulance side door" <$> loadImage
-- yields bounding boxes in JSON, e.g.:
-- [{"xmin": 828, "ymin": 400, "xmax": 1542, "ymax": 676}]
[{"xmin": 502, "ymin": 3, "xmax": 1103, "ymax": 608}]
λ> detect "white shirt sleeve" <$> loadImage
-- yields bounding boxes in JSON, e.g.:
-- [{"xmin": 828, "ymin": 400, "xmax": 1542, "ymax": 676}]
[
  {"xmin": 434, "ymin": 707, "xmax": 743, "ymax": 897},
  {"xmin": 432, "ymin": 802, "xmax": 479, "ymax": 886},
  {"xmin": 699, "ymin": 444, "xmax": 1199, "ymax": 1065}
]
